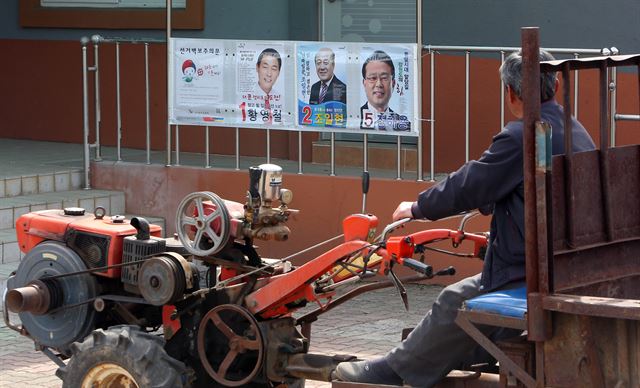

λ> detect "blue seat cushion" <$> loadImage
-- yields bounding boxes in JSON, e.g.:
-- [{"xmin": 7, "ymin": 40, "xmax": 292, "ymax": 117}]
[{"xmin": 464, "ymin": 287, "xmax": 527, "ymax": 319}]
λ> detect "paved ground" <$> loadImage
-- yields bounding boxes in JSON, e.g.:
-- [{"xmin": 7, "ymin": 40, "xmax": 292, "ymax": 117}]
[{"xmin": 1, "ymin": 283, "xmax": 442, "ymax": 388}]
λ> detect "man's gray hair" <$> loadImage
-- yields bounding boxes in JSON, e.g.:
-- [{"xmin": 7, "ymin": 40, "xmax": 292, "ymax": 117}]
[{"xmin": 499, "ymin": 49, "xmax": 557, "ymax": 102}]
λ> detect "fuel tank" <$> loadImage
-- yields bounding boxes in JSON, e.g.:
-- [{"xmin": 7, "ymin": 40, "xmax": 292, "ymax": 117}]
[{"xmin": 15, "ymin": 208, "xmax": 162, "ymax": 278}]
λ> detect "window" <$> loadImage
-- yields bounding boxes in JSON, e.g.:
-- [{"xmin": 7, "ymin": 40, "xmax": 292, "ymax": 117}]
[
  {"xmin": 40, "ymin": 0, "xmax": 186, "ymax": 8},
  {"xmin": 20, "ymin": 0, "xmax": 203, "ymax": 29}
]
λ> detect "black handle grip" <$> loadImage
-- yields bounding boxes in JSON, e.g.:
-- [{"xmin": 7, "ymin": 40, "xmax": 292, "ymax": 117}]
[
  {"xmin": 402, "ymin": 258, "xmax": 433, "ymax": 277},
  {"xmin": 435, "ymin": 266, "xmax": 456, "ymax": 277},
  {"xmin": 249, "ymin": 166, "xmax": 262, "ymax": 200},
  {"xmin": 362, "ymin": 171, "xmax": 370, "ymax": 195}
]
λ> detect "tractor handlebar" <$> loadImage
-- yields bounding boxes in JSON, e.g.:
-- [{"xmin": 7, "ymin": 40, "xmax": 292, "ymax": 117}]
[{"xmin": 397, "ymin": 257, "xmax": 433, "ymax": 277}]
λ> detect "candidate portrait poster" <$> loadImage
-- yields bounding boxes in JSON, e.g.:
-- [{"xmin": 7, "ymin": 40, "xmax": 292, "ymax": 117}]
[
  {"xmin": 172, "ymin": 39, "xmax": 225, "ymax": 124},
  {"xmin": 358, "ymin": 45, "xmax": 415, "ymax": 134},
  {"xmin": 296, "ymin": 44, "xmax": 348, "ymax": 129},
  {"xmin": 236, "ymin": 42, "xmax": 289, "ymax": 127}
]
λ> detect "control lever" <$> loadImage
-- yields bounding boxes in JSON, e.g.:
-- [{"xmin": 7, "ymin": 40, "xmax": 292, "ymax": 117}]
[
  {"xmin": 399, "ymin": 257, "xmax": 433, "ymax": 277},
  {"xmin": 434, "ymin": 266, "xmax": 456, "ymax": 277},
  {"xmin": 388, "ymin": 269, "xmax": 409, "ymax": 311},
  {"xmin": 361, "ymin": 171, "xmax": 370, "ymax": 214}
]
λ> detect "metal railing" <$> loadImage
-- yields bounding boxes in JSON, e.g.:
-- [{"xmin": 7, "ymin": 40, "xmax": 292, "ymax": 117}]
[{"xmin": 80, "ymin": 37, "xmax": 626, "ymax": 189}]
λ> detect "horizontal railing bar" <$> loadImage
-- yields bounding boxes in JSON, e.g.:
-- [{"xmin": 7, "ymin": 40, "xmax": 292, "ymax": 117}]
[
  {"xmin": 541, "ymin": 54, "xmax": 640, "ymax": 72},
  {"xmin": 615, "ymin": 114, "xmax": 640, "ymax": 121},
  {"xmin": 424, "ymin": 45, "xmax": 605, "ymax": 55},
  {"xmin": 99, "ymin": 37, "xmax": 167, "ymax": 44}
]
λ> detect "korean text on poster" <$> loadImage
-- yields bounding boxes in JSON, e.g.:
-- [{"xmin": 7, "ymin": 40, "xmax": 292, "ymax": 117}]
[{"xmin": 173, "ymin": 39, "xmax": 225, "ymax": 124}]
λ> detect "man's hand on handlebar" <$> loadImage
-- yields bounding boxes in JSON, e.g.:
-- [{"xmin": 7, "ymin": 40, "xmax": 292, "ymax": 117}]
[{"xmin": 393, "ymin": 201, "xmax": 415, "ymax": 221}]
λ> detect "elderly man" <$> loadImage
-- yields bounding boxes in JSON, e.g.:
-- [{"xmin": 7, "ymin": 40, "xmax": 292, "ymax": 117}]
[
  {"xmin": 309, "ymin": 47, "xmax": 347, "ymax": 105},
  {"xmin": 335, "ymin": 49, "xmax": 595, "ymax": 387}
]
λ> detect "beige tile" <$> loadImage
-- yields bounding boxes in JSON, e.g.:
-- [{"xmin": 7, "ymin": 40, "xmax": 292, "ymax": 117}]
[
  {"xmin": 13, "ymin": 206, "xmax": 30, "ymax": 223},
  {"xmin": 63, "ymin": 198, "xmax": 79, "ymax": 208},
  {"xmin": 30, "ymin": 203, "xmax": 47, "ymax": 212},
  {"xmin": 3, "ymin": 242, "xmax": 20, "ymax": 264},
  {"xmin": 79, "ymin": 198, "xmax": 95, "ymax": 212},
  {"xmin": 71, "ymin": 170, "xmax": 83, "ymax": 189},
  {"xmin": 0, "ymin": 208, "xmax": 12, "ymax": 229},
  {"xmin": 47, "ymin": 201, "xmax": 63, "ymax": 209},
  {"xmin": 54, "ymin": 172, "xmax": 70, "ymax": 192},
  {"xmin": 21, "ymin": 175, "xmax": 38, "ymax": 195},
  {"xmin": 38, "ymin": 174, "xmax": 55, "ymax": 193},
  {"xmin": 111, "ymin": 193, "xmax": 126, "ymax": 214},
  {"xmin": 5, "ymin": 178, "xmax": 21, "ymax": 197}
]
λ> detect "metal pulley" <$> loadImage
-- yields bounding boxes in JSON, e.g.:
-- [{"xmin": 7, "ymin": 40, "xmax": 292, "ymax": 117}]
[
  {"xmin": 175, "ymin": 191, "xmax": 231, "ymax": 257},
  {"xmin": 6, "ymin": 241, "xmax": 97, "ymax": 353},
  {"xmin": 138, "ymin": 252, "xmax": 192, "ymax": 306}
]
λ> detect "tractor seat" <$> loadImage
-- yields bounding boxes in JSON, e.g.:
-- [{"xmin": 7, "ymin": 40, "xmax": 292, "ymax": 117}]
[
  {"xmin": 463, "ymin": 287, "xmax": 528, "ymax": 319},
  {"xmin": 456, "ymin": 288, "xmax": 534, "ymax": 386}
]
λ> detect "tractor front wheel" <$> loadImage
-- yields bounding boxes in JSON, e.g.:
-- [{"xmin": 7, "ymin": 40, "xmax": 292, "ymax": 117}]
[{"xmin": 59, "ymin": 325, "xmax": 189, "ymax": 388}]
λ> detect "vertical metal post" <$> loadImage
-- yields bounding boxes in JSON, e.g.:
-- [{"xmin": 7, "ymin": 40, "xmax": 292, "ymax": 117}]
[
  {"xmin": 205, "ymin": 126, "xmax": 211, "ymax": 168},
  {"xmin": 574, "ymin": 53, "xmax": 579, "ymax": 119},
  {"xmin": 429, "ymin": 51, "xmax": 435, "ymax": 181},
  {"xmin": 610, "ymin": 66, "xmax": 617, "ymax": 147},
  {"xmin": 298, "ymin": 132, "xmax": 303, "ymax": 174},
  {"xmin": 145, "ymin": 42, "xmax": 151, "ymax": 164},
  {"xmin": 330, "ymin": 132, "xmax": 336, "ymax": 176},
  {"xmin": 166, "ymin": 0, "xmax": 173, "ymax": 166},
  {"xmin": 396, "ymin": 136, "xmax": 402, "ymax": 180},
  {"xmin": 235, "ymin": 127, "xmax": 240, "ymax": 170},
  {"xmin": 416, "ymin": 0, "xmax": 423, "ymax": 181},
  {"xmin": 363, "ymin": 134, "xmax": 368, "ymax": 172},
  {"xmin": 500, "ymin": 51, "xmax": 505, "ymax": 130},
  {"xmin": 175, "ymin": 125, "xmax": 180, "ymax": 166},
  {"xmin": 521, "ymin": 27, "xmax": 541, "ymax": 297},
  {"xmin": 465, "ymin": 50, "xmax": 470, "ymax": 162},
  {"xmin": 266, "ymin": 129, "xmax": 271, "ymax": 163},
  {"xmin": 81, "ymin": 37, "xmax": 91, "ymax": 190},
  {"xmin": 116, "ymin": 42, "xmax": 122, "ymax": 161},
  {"xmin": 92, "ymin": 35, "xmax": 102, "ymax": 161},
  {"xmin": 318, "ymin": 0, "xmax": 325, "ymax": 41}
]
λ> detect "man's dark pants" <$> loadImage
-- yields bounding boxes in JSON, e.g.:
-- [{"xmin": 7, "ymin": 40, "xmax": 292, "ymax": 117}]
[{"xmin": 386, "ymin": 274, "xmax": 524, "ymax": 387}]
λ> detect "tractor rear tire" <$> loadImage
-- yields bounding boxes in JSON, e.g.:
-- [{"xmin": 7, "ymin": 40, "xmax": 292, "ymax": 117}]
[{"xmin": 58, "ymin": 325, "xmax": 189, "ymax": 388}]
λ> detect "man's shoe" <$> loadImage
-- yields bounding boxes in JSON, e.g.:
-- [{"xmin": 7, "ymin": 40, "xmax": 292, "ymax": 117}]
[{"xmin": 333, "ymin": 357, "xmax": 403, "ymax": 386}]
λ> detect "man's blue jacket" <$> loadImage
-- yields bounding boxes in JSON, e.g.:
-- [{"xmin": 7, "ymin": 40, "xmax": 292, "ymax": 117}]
[{"xmin": 412, "ymin": 100, "xmax": 595, "ymax": 290}]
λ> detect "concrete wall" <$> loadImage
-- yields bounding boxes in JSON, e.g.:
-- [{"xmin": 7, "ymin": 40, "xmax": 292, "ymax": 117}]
[
  {"xmin": 1, "ymin": 1, "xmax": 639, "ymax": 172},
  {"xmin": 91, "ymin": 160, "xmax": 488, "ymax": 282}
]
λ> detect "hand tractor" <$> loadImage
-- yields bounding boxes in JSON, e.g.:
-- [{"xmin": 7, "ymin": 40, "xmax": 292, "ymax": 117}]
[{"xmin": 4, "ymin": 164, "xmax": 483, "ymax": 387}]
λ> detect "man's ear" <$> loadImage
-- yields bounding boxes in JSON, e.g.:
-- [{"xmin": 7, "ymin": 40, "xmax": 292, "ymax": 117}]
[
  {"xmin": 554, "ymin": 78, "xmax": 560, "ymax": 94},
  {"xmin": 507, "ymin": 85, "xmax": 517, "ymax": 104}
]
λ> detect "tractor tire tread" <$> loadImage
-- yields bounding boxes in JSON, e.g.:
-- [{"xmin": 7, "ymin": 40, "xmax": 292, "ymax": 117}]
[{"xmin": 59, "ymin": 325, "xmax": 189, "ymax": 388}]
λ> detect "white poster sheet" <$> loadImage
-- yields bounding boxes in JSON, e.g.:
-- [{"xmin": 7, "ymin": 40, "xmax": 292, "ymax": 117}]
[{"xmin": 170, "ymin": 38, "xmax": 418, "ymax": 136}]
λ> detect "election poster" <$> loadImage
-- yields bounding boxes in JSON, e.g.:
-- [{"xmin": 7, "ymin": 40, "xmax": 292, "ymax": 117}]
[
  {"xmin": 169, "ymin": 38, "xmax": 418, "ymax": 136},
  {"xmin": 236, "ymin": 42, "xmax": 289, "ymax": 127},
  {"xmin": 358, "ymin": 46, "xmax": 415, "ymax": 133},
  {"xmin": 172, "ymin": 39, "xmax": 225, "ymax": 124},
  {"xmin": 296, "ymin": 43, "xmax": 348, "ymax": 129}
]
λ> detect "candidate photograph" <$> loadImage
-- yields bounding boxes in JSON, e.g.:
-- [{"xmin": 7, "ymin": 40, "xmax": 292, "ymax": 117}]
[
  {"xmin": 359, "ymin": 49, "xmax": 411, "ymax": 131},
  {"xmin": 308, "ymin": 47, "xmax": 347, "ymax": 105}
]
